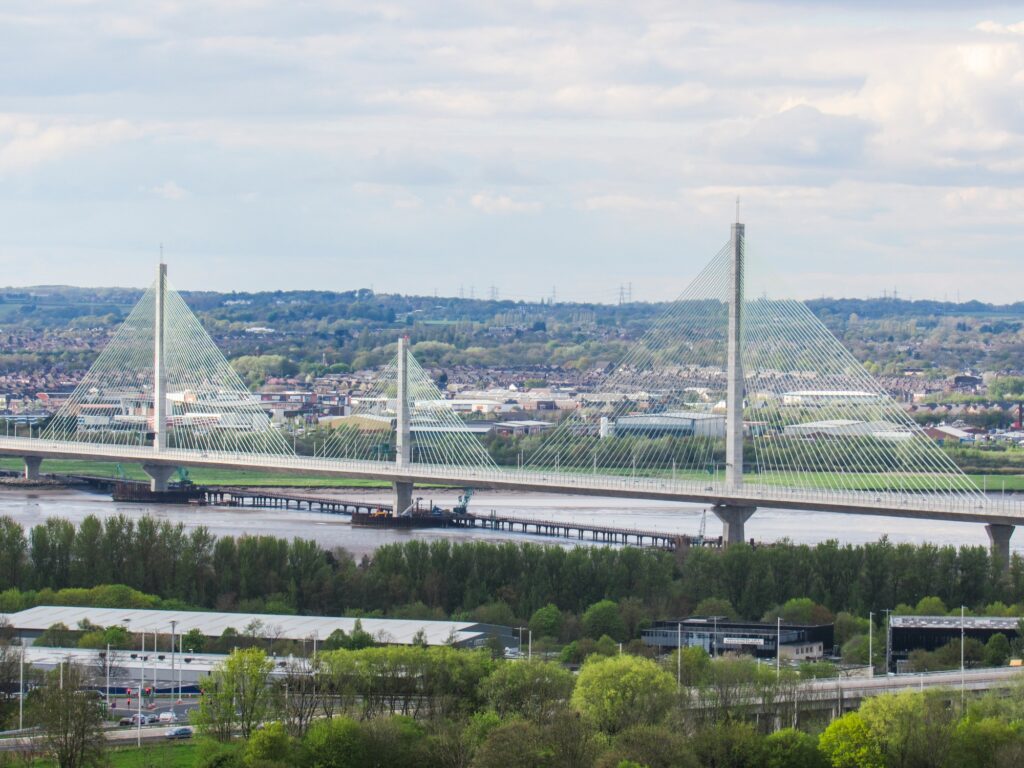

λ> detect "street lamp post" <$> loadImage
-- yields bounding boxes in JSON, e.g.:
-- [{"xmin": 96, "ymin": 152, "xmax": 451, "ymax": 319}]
[
  {"xmin": 170, "ymin": 620, "xmax": 177, "ymax": 705},
  {"xmin": 868, "ymin": 612, "xmax": 874, "ymax": 675},
  {"xmin": 776, "ymin": 617, "xmax": 781, "ymax": 678},
  {"xmin": 18, "ymin": 642, "xmax": 24, "ymax": 731},
  {"xmin": 960, "ymin": 606, "xmax": 966, "ymax": 708}
]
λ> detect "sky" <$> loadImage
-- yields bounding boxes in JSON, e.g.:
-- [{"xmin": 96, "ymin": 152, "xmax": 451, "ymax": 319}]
[{"xmin": 1, "ymin": 1, "xmax": 1023, "ymax": 303}]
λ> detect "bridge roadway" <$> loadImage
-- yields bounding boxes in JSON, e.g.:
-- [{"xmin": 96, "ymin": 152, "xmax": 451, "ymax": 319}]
[{"xmin": 1, "ymin": 436, "xmax": 1021, "ymax": 556}]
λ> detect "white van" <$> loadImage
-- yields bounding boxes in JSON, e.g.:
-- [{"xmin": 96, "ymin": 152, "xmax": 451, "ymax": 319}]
[{"xmin": 158, "ymin": 711, "xmax": 177, "ymax": 724}]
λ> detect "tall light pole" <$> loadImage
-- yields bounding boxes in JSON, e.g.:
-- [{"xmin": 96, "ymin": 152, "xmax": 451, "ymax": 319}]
[
  {"xmin": 960, "ymin": 605, "xmax": 966, "ymax": 708},
  {"xmin": 676, "ymin": 621, "xmax": 682, "ymax": 690},
  {"xmin": 776, "ymin": 617, "xmax": 781, "ymax": 678},
  {"xmin": 105, "ymin": 644, "xmax": 111, "ymax": 711},
  {"xmin": 170, "ymin": 620, "xmax": 177, "ymax": 706},
  {"xmin": 18, "ymin": 642, "xmax": 24, "ymax": 731},
  {"xmin": 868, "ymin": 612, "xmax": 874, "ymax": 675}
]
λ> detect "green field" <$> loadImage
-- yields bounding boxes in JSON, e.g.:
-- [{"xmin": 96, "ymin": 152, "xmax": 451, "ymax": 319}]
[
  {"xmin": 27, "ymin": 739, "xmax": 198, "ymax": 767},
  {"xmin": 0, "ymin": 458, "xmax": 390, "ymax": 488}
]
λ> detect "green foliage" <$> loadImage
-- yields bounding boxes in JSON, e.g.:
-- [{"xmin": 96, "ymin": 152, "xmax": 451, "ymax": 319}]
[
  {"xmin": 760, "ymin": 597, "xmax": 833, "ymax": 625},
  {"xmin": 470, "ymin": 720, "xmax": 547, "ymax": 768},
  {"xmin": 28, "ymin": 664, "xmax": 107, "ymax": 768},
  {"xmin": 691, "ymin": 721, "xmax": 765, "ymax": 768},
  {"xmin": 303, "ymin": 717, "xmax": 369, "ymax": 768},
  {"xmin": 692, "ymin": 597, "xmax": 739, "ymax": 620},
  {"xmin": 480, "ymin": 660, "xmax": 575, "ymax": 721},
  {"xmin": 582, "ymin": 600, "xmax": 627, "ymax": 642},
  {"xmin": 762, "ymin": 728, "xmax": 825, "ymax": 768},
  {"xmin": 985, "ymin": 632, "xmax": 1012, "ymax": 667},
  {"xmin": 194, "ymin": 648, "xmax": 275, "ymax": 741},
  {"xmin": 528, "ymin": 603, "xmax": 563, "ymax": 639},
  {"xmin": 571, "ymin": 654, "xmax": 676, "ymax": 733},
  {"xmin": 819, "ymin": 712, "xmax": 882, "ymax": 768},
  {"xmin": 243, "ymin": 722, "xmax": 293, "ymax": 765},
  {"xmin": 595, "ymin": 724, "xmax": 698, "ymax": 768}
]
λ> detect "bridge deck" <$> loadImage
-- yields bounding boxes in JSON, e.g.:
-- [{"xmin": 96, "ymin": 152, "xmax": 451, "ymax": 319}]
[{"xmin": 0, "ymin": 436, "xmax": 1020, "ymax": 526}]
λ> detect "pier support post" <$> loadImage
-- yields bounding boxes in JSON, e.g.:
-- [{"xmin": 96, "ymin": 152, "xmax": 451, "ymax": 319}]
[
  {"xmin": 23, "ymin": 456, "xmax": 42, "ymax": 480},
  {"xmin": 393, "ymin": 481, "xmax": 413, "ymax": 515},
  {"xmin": 986, "ymin": 524, "xmax": 1014, "ymax": 571},
  {"xmin": 713, "ymin": 504, "xmax": 756, "ymax": 547},
  {"xmin": 142, "ymin": 463, "xmax": 176, "ymax": 493}
]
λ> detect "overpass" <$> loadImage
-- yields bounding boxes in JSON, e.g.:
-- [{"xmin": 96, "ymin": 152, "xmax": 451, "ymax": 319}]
[{"xmin": 4, "ymin": 222, "xmax": 1021, "ymax": 559}]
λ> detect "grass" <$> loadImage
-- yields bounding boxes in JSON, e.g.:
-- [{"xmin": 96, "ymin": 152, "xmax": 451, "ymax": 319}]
[
  {"xmin": 27, "ymin": 740, "xmax": 199, "ymax": 767},
  {"xmin": 107, "ymin": 741, "xmax": 199, "ymax": 768},
  {"xmin": 0, "ymin": 458, "xmax": 391, "ymax": 488}
]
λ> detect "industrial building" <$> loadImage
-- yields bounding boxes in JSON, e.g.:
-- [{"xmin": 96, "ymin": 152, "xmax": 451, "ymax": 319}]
[
  {"xmin": 642, "ymin": 617, "xmax": 834, "ymax": 661},
  {"xmin": 889, "ymin": 615, "xmax": 1022, "ymax": 672},
  {"xmin": 3, "ymin": 606, "xmax": 516, "ymax": 651},
  {"xmin": 611, "ymin": 411, "xmax": 726, "ymax": 439},
  {"xmin": 783, "ymin": 419, "xmax": 912, "ymax": 441}
]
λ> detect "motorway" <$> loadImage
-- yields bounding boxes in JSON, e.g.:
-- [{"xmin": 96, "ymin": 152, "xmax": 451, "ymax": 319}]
[{"xmin": 0, "ymin": 436, "xmax": 1020, "ymax": 526}]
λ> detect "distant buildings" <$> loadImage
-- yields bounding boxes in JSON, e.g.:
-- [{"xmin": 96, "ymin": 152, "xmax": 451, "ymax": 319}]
[{"xmin": 642, "ymin": 617, "xmax": 834, "ymax": 661}]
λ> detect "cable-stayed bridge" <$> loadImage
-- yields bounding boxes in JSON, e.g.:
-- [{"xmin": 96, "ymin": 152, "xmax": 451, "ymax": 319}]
[{"xmin": 2, "ymin": 224, "xmax": 1020, "ymax": 561}]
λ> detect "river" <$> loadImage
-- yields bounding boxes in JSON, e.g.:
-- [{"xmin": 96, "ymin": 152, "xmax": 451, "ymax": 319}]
[{"xmin": 0, "ymin": 486, "xmax": 1014, "ymax": 557}]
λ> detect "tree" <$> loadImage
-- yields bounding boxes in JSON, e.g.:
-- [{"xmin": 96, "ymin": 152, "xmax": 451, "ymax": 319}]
[
  {"xmin": 528, "ymin": 603, "xmax": 563, "ymax": 639},
  {"xmin": 303, "ymin": 716, "xmax": 369, "ymax": 768},
  {"xmin": 480, "ymin": 660, "xmax": 575, "ymax": 721},
  {"xmin": 180, "ymin": 627, "xmax": 206, "ymax": 654},
  {"xmin": 581, "ymin": 600, "xmax": 627, "ymax": 642},
  {"xmin": 819, "ymin": 712, "xmax": 882, "ymax": 768},
  {"xmin": 194, "ymin": 647, "xmax": 274, "ymax": 740},
  {"xmin": 763, "ymin": 728, "xmax": 825, "ymax": 768},
  {"xmin": 571, "ymin": 654, "xmax": 675, "ymax": 733},
  {"xmin": 470, "ymin": 720, "xmax": 547, "ymax": 768},
  {"xmin": 985, "ymin": 633, "xmax": 1011, "ymax": 667},
  {"xmin": 30, "ymin": 664, "xmax": 106, "ymax": 768},
  {"xmin": 595, "ymin": 724, "xmax": 698, "ymax": 768},
  {"xmin": 692, "ymin": 597, "xmax": 739, "ymax": 620},
  {"xmin": 278, "ymin": 655, "xmax": 324, "ymax": 737},
  {"xmin": 691, "ymin": 721, "xmax": 765, "ymax": 768},
  {"xmin": 243, "ymin": 720, "xmax": 293, "ymax": 765}
]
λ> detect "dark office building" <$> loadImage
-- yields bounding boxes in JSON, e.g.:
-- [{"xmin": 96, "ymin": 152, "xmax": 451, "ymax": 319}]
[
  {"xmin": 889, "ymin": 615, "xmax": 1022, "ymax": 671},
  {"xmin": 642, "ymin": 617, "xmax": 834, "ymax": 661}
]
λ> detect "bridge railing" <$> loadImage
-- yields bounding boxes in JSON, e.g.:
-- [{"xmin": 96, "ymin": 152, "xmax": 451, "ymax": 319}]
[{"xmin": 1, "ymin": 435, "xmax": 1021, "ymax": 520}]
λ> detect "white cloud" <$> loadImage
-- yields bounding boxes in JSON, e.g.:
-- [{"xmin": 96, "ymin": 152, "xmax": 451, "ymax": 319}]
[
  {"xmin": 470, "ymin": 192, "xmax": 541, "ymax": 214},
  {"xmin": 151, "ymin": 180, "xmax": 188, "ymax": 200}
]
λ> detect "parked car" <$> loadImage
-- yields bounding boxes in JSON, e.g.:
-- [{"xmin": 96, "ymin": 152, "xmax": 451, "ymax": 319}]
[
  {"xmin": 166, "ymin": 726, "xmax": 193, "ymax": 740},
  {"xmin": 158, "ymin": 711, "xmax": 177, "ymax": 724},
  {"xmin": 118, "ymin": 717, "xmax": 133, "ymax": 727}
]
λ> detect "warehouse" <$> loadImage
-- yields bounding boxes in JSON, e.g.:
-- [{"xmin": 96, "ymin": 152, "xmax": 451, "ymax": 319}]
[{"xmin": 3, "ymin": 605, "xmax": 515, "ymax": 650}]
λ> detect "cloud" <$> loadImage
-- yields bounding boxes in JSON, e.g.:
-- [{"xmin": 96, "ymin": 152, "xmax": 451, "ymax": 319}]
[
  {"xmin": 0, "ymin": 117, "xmax": 139, "ymax": 173},
  {"xmin": 151, "ymin": 180, "xmax": 188, "ymax": 200},
  {"xmin": 470, "ymin": 192, "xmax": 541, "ymax": 213}
]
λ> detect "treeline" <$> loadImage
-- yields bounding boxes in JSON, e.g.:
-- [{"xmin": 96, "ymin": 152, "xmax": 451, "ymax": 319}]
[{"xmin": 2, "ymin": 515, "xmax": 1023, "ymax": 631}]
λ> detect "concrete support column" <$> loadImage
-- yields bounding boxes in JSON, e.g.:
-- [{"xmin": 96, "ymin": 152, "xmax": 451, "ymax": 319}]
[
  {"xmin": 142, "ymin": 463, "xmax": 176, "ymax": 493},
  {"xmin": 395, "ymin": 336, "xmax": 410, "ymax": 469},
  {"xmin": 725, "ymin": 222, "xmax": 745, "ymax": 491},
  {"xmin": 986, "ymin": 524, "xmax": 1014, "ymax": 570},
  {"xmin": 393, "ymin": 481, "xmax": 413, "ymax": 515},
  {"xmin": 154, "ymin": 263, "xmax": 168, "ymax": 453},
  {"xmin": 713, "ymin": 504, "xmax": 756, "ymax": 547},
  {"xmin": 23, "ymin": 456, "xmax": 42, "ymax": 480}
]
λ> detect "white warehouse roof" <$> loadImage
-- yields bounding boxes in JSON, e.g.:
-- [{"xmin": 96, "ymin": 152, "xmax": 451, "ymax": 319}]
[{"xmin": 4, "ymin": 606, "xmax": 502, "ymax": 648}]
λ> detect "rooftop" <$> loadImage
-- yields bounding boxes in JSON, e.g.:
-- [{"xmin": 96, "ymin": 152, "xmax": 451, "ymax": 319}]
[{"xmin": 4, "ymin": 606, "xmax": 508, "ymax": 648}]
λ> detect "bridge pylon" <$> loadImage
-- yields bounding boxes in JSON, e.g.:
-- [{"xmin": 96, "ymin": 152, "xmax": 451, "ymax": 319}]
[{"xmin": 394, "ymin": 336, "xmax": 413, "ymax": 513}]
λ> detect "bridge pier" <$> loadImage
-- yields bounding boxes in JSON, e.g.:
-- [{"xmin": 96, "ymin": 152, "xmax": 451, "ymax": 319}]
[
  {"xmin": 22, "ymin": 456, "xmax": 42, "ymax": 480},
  {"xmin": 713, "ymin": 504, "xmax": 756, "ymax": 547},
  {"xmin": 985, "ymin": 524, "xmax": 1014, "ymax": 570},
  {"xmin": 393, "ymin": 481, "xmax": 413, "ymax": 515},
  {"xmin": 142, "ymin": 463, "xmax": 176, "ymax": 493}
]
